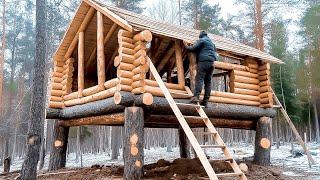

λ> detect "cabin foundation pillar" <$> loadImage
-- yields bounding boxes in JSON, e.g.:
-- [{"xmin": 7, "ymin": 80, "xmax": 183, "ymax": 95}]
[
  {"xmin": 178, "ymin": 127, "xmax": 190, "ymax": 158},
  {"xmin": 254, "ymin": 116, "xmax": 272, "ymax": 166},
  {"xmin": 123, "ymin": 107, "xmax": 144, "ymax": 180},
  {"xmin": 48, "ymin": 120, "xmax": 69, "ymax": 171}
]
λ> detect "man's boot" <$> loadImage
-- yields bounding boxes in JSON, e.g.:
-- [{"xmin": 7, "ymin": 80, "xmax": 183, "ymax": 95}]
[
  {"xmin": 201, "ymin": 98, "xmax": 209, "ymax": 108},
  {"xmin": 190, "ymin": 96, "xmax": 200, "ymax": 104}
]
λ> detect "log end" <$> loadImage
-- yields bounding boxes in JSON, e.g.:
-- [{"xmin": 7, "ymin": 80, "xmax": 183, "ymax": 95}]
[{"xmin": 142, "ymin": 93, "xmax": 153, "ymax": 106}]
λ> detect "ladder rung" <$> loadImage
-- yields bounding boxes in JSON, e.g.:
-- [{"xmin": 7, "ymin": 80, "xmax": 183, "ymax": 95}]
[
  {"xmin": 193, "ymin": 132, "xmax": 217, "ymax": 136},
  {"xmin": 200, "ymin": 145, "xmax": 226, "ymax": 149},
  {"xmin": 216, "ymin": 172, "xmax": 243, "ymax": 178},
  {"xmin": 273, "ymin": 105, "xmax": 281, "ymax": 108},
  {"xmin": 210, "ymin": 158, "xmax": 234, "ymax": 163},
  {"xmin": 184, "ymin": 116, "xmax": 208, "ymax": 120},
  {"xmin": 176, "ymin": 102, "xmax": 204, "ymax": 108}
]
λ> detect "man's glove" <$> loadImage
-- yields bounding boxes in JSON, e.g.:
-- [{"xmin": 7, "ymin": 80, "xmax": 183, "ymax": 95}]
[{"xmin": 183, "ymin": 40, "xmax": 193, "ymax": 46}]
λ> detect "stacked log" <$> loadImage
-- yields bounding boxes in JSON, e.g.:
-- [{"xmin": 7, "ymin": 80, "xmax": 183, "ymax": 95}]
[
  {"xmin": 201, "ymin": 91, "xmax": 260, "ymax": 106},
  {"xmin": 258, "ymin": 62, "xmax": 273, "ymax": 108},
  {"xmin": 116, "ymin": 29, "xmax": 137, "ymax": 92},
  {"xmin": 49, "ymin": 58, "xmax": 75, "ymax": 109},
  {"xmin": 224, "ymin": 59, "xmax": 261, "ymax": 106},
  {"xmin": 129, "ymin": 30, "xmax": 151, "ymax": 95},
  {"xmin": 64, "ymin": 78, "xmax": 119, "ymax": 107}
]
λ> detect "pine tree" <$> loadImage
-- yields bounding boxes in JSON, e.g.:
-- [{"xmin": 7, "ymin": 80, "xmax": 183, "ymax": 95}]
[
  {"xmin": 182, "ymin": 0, "xmax": 222, "ymax": 33},
  {"xmin": 299, "ymin": 3, "xmax": 320, "ymax": 142},
  {"xmin": 111, "ymin": 0, "xmax": 144, "ymax": 13},
  {"xmin": 20, "ymin": 0, "xmax": 47, "ymax": 178}
]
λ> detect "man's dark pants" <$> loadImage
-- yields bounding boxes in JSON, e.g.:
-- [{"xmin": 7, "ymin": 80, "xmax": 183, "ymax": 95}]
[{"xmin": 194, "ymin": 61, "xmax": 214, "ymax": 102}]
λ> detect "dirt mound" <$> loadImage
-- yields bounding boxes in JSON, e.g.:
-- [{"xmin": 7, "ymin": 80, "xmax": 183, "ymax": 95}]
[{"xmin": 0, "ymin": 160, "xmax": 301, "ymax": 180}]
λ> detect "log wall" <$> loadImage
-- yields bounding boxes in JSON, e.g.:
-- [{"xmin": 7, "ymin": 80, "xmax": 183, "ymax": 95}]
[
  {"xmin": 49, "ymin": 24, "xmax": 274, "ymax": 109},
  {"xmin": 214, "ymin": 58, "xmax": 273, "ymax": 108}
]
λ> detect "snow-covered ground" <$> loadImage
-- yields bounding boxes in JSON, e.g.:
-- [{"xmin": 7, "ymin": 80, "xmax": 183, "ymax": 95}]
[{"xmin": 2, "ymin": 143, "xmax": 320, "ymax": 179}]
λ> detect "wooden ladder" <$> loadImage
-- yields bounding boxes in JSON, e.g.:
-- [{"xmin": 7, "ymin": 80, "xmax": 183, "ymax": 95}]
[
  {"xmin": 272, "ymin": 90, "xmax": 315, "ymax": 165},
  {"xmin": 148, "ymin": 57, "xmax": 247, "ymax": 180}
]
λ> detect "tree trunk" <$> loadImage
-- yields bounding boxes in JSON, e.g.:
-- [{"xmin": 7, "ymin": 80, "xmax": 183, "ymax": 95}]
[
  {"xmin": 254, "ymin": 117, "xmax": 272, "ymax": 166},
  {"xmin": 111, "ymin": 127, "xmax": 121, "ymax": 159},
  {"xmin": 123, "ymin": 107, "xmax": 144, "ymax": 180},
  {"xmin": 0, "ymin": 0, "xmax": 6, "ymax": 117},
  {"xmin": 48, "ymin": 120, "xmax": 69, "ymax": 171},
  {"xmin": 178, "ymin": 127, "xmax": 190, "ymax": 158},
  {"xmin": 313, "ymin": 101, "xmax": 320, "ymax": 142},
  {"xmin": 20, "ymin": 0, "xmax": 47, "ymax": 178}
]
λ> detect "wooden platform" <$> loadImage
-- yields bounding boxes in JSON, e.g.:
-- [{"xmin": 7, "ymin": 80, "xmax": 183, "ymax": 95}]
[{"xmin": 47, "ymin": 95, "xmax": 276, "ymax": 130}]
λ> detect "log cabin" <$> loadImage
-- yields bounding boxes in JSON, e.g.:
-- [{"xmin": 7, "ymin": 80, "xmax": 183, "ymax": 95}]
[{"xmin": 46, "ymin": 0, "xmax": 283, "ymax": 179}]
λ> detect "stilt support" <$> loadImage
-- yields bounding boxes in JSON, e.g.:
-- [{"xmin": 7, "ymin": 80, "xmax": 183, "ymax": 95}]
[
  {"xmin": 123, "ymin": 107, "xmax": 144, "ymax": 179},
  {"xmin": 254, "ymin": 116, "xmax": 271, "ymax": 166},
  {"xmin": 48, "ymin": 120, "xmax": 70, "ymax": 171}
]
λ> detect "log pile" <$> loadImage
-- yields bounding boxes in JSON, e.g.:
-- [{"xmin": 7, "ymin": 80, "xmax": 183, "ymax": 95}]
[
  {"xmin": 49, "ymin": 58, "xmax": 75, "ymax": 109},
  {"xmin": 258, "ymin": 62, "xmax": 273, "ymax": 108}
]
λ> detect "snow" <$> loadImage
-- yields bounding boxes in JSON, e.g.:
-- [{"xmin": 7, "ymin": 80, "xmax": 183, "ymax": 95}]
[{"xmin": 2, "ymin": 143, "xmax": 320, "ymax": 179}]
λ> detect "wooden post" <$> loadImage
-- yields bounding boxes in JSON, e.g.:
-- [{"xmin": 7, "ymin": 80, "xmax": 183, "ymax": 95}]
[
  {"xmin": 254, "ymin": 116, "xmax": 271, "ymax": 166},
  {"xmin": 175, "ymin": 40, "xmax": 185, "ymax": 86},
  {"xmin": 123, "ymin": 107, "xmax": 144, "ymax": 180},
  {"xmin": 178, "ymin": 127, "xmax": 190, "ymax": 158},
  {"xmin": 78, "ymin": 31, "xmax": 85, "ymax": 97},
  {"xmin": 97, "ymin": 11, "xmax": 106, "ymax": 88},
  {"xmin": 188, "ymin": 52, "xmax": 197, "ymax": 92},
  {"xmin": 48, "ymin": 120, "xmax": 70, "ymax": 171}
]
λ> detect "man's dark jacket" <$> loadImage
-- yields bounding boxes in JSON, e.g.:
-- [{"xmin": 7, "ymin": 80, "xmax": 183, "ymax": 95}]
[{"xmin": 186, "ymin": 32, "xmax": 217, "ymax": 63}]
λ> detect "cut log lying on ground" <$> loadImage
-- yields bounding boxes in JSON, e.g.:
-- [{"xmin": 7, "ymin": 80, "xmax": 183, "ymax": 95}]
[
  {"xmin": 214, "ymin": 61, "xmax": 249, "ymax": 71},
  {"xmin": 46, "ymin": 96, "xmax": 276, "ymax": 120}
]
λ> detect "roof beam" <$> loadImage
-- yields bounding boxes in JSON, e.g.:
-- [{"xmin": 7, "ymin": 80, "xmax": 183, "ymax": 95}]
[
  {"xmin": 64, "ymin": 7, "xmax": 96, "ymax": 59},
  {"xmin": 84, "ymin": 0, "xmax": 132, "ymax": 32}
]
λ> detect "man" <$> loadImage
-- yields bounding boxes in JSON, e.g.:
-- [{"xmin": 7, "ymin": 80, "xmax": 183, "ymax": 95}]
[{"xmin": 184, "ymin": 31, "xmax": 218, "ymax": 107}]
